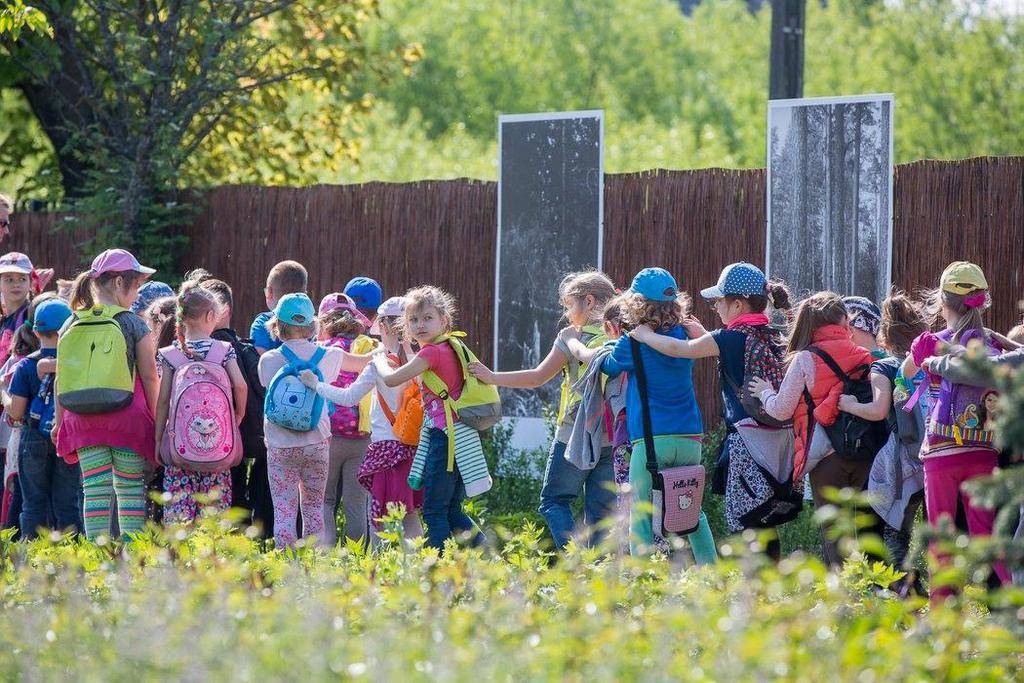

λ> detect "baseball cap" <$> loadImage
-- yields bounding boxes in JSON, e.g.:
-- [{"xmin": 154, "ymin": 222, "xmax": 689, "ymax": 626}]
[
  {"xmin": 344, "ymin": 276, "xmax": 383, "ymax": 310},
  {"xmin": 0, "ymin": 252, "xmax": 33, "ymax": 276},
  {"xmin": 274, "ymin": 293, "xmax": 316, "ymax": 326},
  {"xmin": 33, "ymin": 298, "xmax": 73, "ymax": 333},
  {"xmin": 89, "ymin": 249, "xmax": 155, "ymax": 277},
  {"xmin": 700, "ymin": 262, "xmax": 767, "ymax": 299},
  {"xmin": 131, "ymin": 281, "xmax": 175, "ymax": 315},
  {"xmin": 318, "ymin": 292, "xmax": 371, "ymax": 328},
  {"xmin": 630, "ymin": 267, "xmax": 678, "ymax": 302},
  {"xmin": 369, "ymin": 296, "xmax": 408, "ymax": 335},
  {"xmin": 940, "ymin": 261, "xmax": 988, "ymax": 295}
]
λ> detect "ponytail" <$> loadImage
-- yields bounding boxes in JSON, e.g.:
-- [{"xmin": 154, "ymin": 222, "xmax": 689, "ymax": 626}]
[
  {"xmin": 68, "ymin": 271, "xmax": 94, "ymax": 311},
  {"xmin": 766, "ymin": 280, "xmax": 793, "ymax": 312}
]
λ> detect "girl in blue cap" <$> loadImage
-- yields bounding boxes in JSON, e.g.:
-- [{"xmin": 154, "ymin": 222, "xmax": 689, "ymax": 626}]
[
  {"xmin": 589, "ymin": 267, "xmax": 717, "ymax": 561},
  {"xmin": 631, "ymin": 263, "xmax": 795, "ymax": 560}
]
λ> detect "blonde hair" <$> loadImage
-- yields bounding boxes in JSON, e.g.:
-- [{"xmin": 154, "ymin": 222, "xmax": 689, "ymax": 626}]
[
  {"xmin": 558, "ymin": 270, "xmax": 616, "ymax": 320},
  {"xmin": 403, "ymin": 285, "xmax": 456, "ymax": 335},
  {"xmin": 620, "ymin": 291, "xmax": 691, "ymax": 332},
  {"xmin": 785, "ymin": 291, "xmax": 848, "ymax": 357},
  {"xmin": 175, "ymin": 282, "xmax": 221, "ymax": 358},
  {"xmin": 68, "ymin": 269, "xmax": 147, "ymax": 311},
  {"xmin": 924, "ymin": 286, "xmax": 990, "ymax": 345}
]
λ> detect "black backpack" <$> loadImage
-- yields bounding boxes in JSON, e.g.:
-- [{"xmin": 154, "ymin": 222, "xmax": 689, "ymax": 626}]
[
  {"xmin": 802, "ymin": 346, "xmax": 890, "ymax": 461},
  {"xmin": 213, "ymin": 328, "xmax": 266, "ymax": 459}
]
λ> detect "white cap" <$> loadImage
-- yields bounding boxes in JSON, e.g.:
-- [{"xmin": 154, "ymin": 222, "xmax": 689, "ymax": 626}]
[{"xmin": 369, "ymin": 296, "xmax": 408, "ymax": 335}]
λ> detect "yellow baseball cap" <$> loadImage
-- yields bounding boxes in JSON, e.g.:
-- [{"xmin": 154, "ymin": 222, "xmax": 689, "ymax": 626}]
[{"xmin": 940, "ymin": 261, "xmax": 988, "ymax": 295}]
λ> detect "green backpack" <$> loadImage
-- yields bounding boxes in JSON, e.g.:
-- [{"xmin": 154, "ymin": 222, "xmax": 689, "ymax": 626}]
[
  {"xmin": 56, "ymin": 305, "xmax": 135, "ymax": 414},
  {"xmin": 421, "ymin": 332, "xmax": 502, "ymax": 471}
]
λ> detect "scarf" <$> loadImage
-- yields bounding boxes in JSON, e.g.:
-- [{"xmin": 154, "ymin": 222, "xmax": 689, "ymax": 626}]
[{"xmin": 726, "ymin": 312, "xmax": 770, "ymax": 330}]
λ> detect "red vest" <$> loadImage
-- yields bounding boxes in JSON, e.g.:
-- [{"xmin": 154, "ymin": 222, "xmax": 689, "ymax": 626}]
[{"xmin": 792, "ymin": 324, "xmax": 875, "ymax": 478}]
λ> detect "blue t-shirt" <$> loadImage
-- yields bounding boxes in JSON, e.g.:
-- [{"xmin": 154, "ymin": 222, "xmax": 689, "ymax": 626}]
[
  {"xmin": 10, "ymin": 348, "xmax": 57, "ymax": 425},
  {"xmin": 710, "ymin": 328, "xmax": 750, "ymax": 427},
  {"xmin": 602, "ymin": 326, "xmax": 703, "ymax": 440},
  {"xmin": 250, "ymin": 311, "xmax": 281, "ymax": 352}
]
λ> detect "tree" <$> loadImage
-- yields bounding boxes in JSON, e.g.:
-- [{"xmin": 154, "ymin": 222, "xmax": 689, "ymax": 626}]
[
  {"xmin": 0, "ymin": 0, "xmax": 418, "ymax": 270},
  {"xmin": 0, "ymin": 1, "xmax": 50, "ymax": 40}
]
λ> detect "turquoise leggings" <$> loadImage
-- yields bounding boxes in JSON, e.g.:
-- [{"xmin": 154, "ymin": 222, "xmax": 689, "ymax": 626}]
[{"xmin": 629, "ymin": 435, "xmax": 718, "ymax": 564}]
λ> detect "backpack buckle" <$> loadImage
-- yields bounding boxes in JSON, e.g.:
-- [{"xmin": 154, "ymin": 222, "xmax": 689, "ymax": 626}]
[{"xmin": 437, "ymin": 389, "xmax": 450, "ymax": 400}]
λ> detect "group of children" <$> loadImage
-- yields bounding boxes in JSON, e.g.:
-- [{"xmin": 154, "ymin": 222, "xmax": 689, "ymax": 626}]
[{"xmin": 0, "ymin": 242, "xmax": 1017, "ymax": 598}]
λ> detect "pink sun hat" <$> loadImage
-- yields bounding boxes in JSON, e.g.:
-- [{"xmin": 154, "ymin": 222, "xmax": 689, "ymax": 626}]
[
  {"xmin": 318, "ymin": 292, "xmax": 371, "ymax": 328},
  {"xmin": 89, "ymin": 249, "xmax": 155, "ymax": 277}
]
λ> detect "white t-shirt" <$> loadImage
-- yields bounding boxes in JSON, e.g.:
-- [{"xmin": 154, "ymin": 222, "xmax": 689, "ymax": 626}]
[
  {"xmin": 257, "ymin": 340, "xmax": 344, "ymax": 449},
  {"xmin": 313, "ymin": 363, "xmax": 407, "ymax": 444}
]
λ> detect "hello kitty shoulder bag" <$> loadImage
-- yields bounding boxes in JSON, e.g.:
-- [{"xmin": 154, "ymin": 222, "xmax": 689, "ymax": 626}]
[
  {"xmin": 159, "ymin": 341, "xmax": 242, "ymax": 473},
  {"xmin": 630, "ymin": 337, "xmax": 705, "ymax": 537}
]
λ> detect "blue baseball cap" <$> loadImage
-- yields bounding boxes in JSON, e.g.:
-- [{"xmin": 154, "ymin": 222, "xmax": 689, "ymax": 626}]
[
  {"xmin": 274, "ymin": 293, "xmax": 316, "ymax": 326},
  {"xmin": 700, "ymin": 262, "xmax": 768, "ymax": 300},
  {"xmin": 630, "ymin": 267, "xmax": 678, "ymax": 302},
  {"xmin": 131, "ymin": 280, "xmax": 175, "ymax": 314},
  {"xmin": 344, "ymin": 276, "xmax": 382, "ymax": 310},
  {"xmin": 33, "ymin": 299, "xmax": 73, "ymax": 333}
]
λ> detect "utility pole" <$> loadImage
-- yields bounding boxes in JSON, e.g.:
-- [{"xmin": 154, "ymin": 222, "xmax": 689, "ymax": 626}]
[{"xmin": 769, "ymin": 0, "xmax": 805, "ymax": 100}]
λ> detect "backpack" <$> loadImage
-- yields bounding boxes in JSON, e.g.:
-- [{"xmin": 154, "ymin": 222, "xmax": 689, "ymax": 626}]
[
  {"xmin": 159, "ymin": 341, "xmax": 242, "ymax": 473},
  {"xmin": 264, "ymin": 345, "xmax": 330, "ymax": 432},
  {"xmin": 421, "ymin": 333, "xmax": 501, "ymax": 432},
  {"xmin": 56, "ymin": 305, "xmax": 135, "ymax": 414},
  {"xmin": 720, "ymin": 324, "xmax": 791, "ymax": 428},
  {"xmin": 802, "ymin": 346, "xmax": 890, "ymax": 461},
  {"xmin": 926, "ymin": 332, "xmax": 1001, "ymax": 448},
  {"xmin": 0, "ymin": 304, "xmax": 28, "ymax": 363},
  {"xmin": 27, "ymin": 352, "xmax": 56, "ymax": 436},
  {"xmin": 215, "ymin": 330, "xmax": 266, "ymax": 459},
  {"xmin": 420, "ymin": 333, "xmax": 502, "ymax": 472},
  {"xmin": 323, "ymin": 336, "xmax": 364, "ymax": 438}
]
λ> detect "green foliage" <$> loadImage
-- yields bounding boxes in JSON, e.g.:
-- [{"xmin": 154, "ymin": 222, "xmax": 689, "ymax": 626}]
[
  {"xmin": 0, "ymin": 515, "xmax": 1020, "ymax": 679},
  {"xmin": 0, "ymin": 1, "xmax": 50, "ymax": 41}
]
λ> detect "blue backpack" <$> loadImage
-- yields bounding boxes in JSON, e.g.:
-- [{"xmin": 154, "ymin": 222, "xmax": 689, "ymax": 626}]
[
  {"xmin": 264, "ymin": 346, "xmax": 332, "ymax": 432},
  {"xmin": 28, "ymin": 352, "xmax": 56, "ymax": 436}
]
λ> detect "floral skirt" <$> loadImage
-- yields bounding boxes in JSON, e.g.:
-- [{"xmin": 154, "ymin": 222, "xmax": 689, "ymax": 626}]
[
  {"xmin": 163, "ymin": 466, "xmax": 232, "ymax": 524},
  {"xmin": 358, "ymin": 440, "xmax": 422, "ymax": 528}
]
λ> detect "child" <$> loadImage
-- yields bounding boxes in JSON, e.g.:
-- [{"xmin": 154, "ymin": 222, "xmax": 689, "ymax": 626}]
[
  {"xmin": 469, "ymin": 271, "xmax": 617, "ymax": 549},
  {"xmin": 301, "ymin": 296, "xmax": 424, "ymax": 541},
  {"xmin": 7, "ymin": 298, "xmax": 80, "ymax": 538},
  {"xmin": 256, "ymin": 294, "xmax": 348, "ymax": 548},
  {"xmin": 630, "ymin": 262, "xmax": 795, "ymax": 561},
  {"xmin": 344, "ymin": 276, "xmax": 383, "ymax": 328},
  {"xmin": 131, "ymin": 281, "xmax": 174, "ymax": 317},
  {"xmin": 901, "ymin": 262, "xmax": 1012, "ymax": 594},
  {"xmin": 1, "ymin": 320, "xmax": 43, "ymax": 531},
  {"xmin": 317, "ymin": 293, "xmax": 374, "ymax": 546},
  {"xmin": 53, "ymin": 249, "xmax": 160, "ymax": 540},
  {"xmin": 154, "ymin": 283, "xmax": 248, "ymax": 524},
  {"xmin": 373, "ymin": 286, "xmax": 485, "ymax": 552},
  {"xmin": 593, "ymin": 268, "xmax": 717, "ymax": 561},
  {"xmin": 147, "ymin": 297, "xmax": 178, "ymax": 350},
  {"xmin": 843, "ymin": 296, "xmax": 885, "ymax": 358},
  {"xmin": 837, "ymin": 293, "xmax": 928, "ymax": 581},
  {"xmin": 0, "ymin": 251, "xmax": 53, "ymax": 361},
  {"xmin": 251, "ymin": 261, "xmax": 308, "ymax": 354},
  {"xmin": 749, "ymin": 291, "xmax": 878, "ymax": 568},
  {"xmin": 202, "ymin": 278, "xmax": 275, "ymax": 538}
]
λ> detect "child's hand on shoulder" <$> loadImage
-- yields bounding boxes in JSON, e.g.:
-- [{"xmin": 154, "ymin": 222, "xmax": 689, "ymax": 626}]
[
  {"xmin": 681, "ymin": 316, "xmax": 707, "ymax": 339},
  {"xmin": 36, "ymin": 357, "xmax": 56, "ymax": 379},
  {"xmin": 468, "ymin": 361, "xmax": 496, "ymax": 384},
  {"xmin": 557, "ymin": 326, "xmax": 580, "ymax": 343},
  {"xmin": 837, "ymin": 394, "xmax": 858, "ymax": 412},
  {"xmin": 628, "ymin": 325, "xmax": 655, "ymax": 343},
  {"xmin": 748, "ymin": 377, "xmax": 772, "ymax": 397},
  {"xmin": 299, "ymin": 369, "xmax": 319, "ymax": 389}
]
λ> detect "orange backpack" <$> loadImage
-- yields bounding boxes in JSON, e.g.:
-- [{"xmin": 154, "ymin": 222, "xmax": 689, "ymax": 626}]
[{"xmin": 378, "ymin": 381, "xmax": 423, "ymax": 447}]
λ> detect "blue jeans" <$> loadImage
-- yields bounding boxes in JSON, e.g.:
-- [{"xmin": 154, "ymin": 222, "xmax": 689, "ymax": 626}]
[
  {"xmin": 18, "ymin": 428, "xmax": 83, "ymax": 539},
  {"xmin": 422, "ymin": 428, "xmax": 484, "ymax": 552},
  {"xmin": 539, "ymin": 441, "xmax": 616, "ymax": 549}
]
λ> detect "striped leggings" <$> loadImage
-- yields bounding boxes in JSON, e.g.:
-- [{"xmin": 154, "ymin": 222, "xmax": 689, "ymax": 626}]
[{"xmin": 78, "ymin": 446, "xmax": 146, "ymax": 540}]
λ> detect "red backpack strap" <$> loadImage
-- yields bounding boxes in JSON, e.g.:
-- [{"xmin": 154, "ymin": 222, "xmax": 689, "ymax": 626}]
[
  {"xmin": 204, "ymin": 340, "xmax": 231, "ymax": 366},
  {"xmin": 159, "ymin": 345, "xmax": 190, "ymax": 370}
]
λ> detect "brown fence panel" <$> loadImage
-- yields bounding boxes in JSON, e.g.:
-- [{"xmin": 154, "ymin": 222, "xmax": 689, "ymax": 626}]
[
  {"xmin": 4, "ymin": 212, "xmax": 88, "ymax": 281},
  {"xmin": 9, "ymin": 156, "xmax": 1023, "ymax": 432}
]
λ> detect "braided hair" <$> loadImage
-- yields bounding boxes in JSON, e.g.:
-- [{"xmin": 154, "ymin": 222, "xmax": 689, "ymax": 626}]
[{"xmin": 174, "ymin": 281, "xmax": 220, "ymax": 358}]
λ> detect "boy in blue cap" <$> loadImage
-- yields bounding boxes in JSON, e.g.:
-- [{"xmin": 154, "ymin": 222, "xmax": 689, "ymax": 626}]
[
  {"xmin": 8, "ymin": 298, "xmax": 82, "ymax": 538},
  {"xmin": 344, "ymin": 276, "xmax": 383, "ymax": 327}
]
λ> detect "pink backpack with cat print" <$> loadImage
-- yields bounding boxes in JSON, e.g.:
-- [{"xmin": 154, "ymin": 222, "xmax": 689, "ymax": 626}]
[
  {"xmin": 323, "ymin": 336, "xmax": 364, "ymax": 438},
  {"xmin": 159, "ymin": 341, "xmax": 242, "ymax": 473}
]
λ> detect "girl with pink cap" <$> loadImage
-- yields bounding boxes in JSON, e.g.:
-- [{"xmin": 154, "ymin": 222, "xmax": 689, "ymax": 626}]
[{"xmin": 53, "ymin": 249, "xmax": 159, "ymax": 539}]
